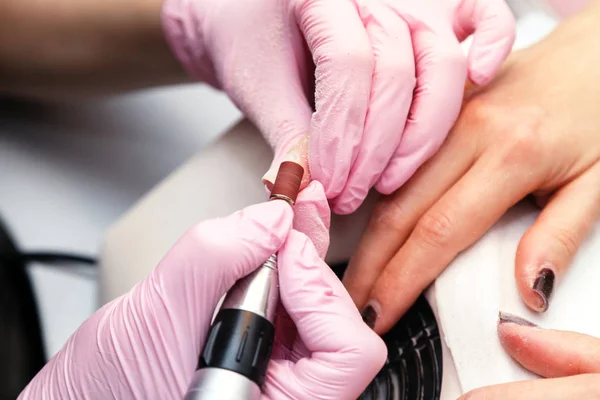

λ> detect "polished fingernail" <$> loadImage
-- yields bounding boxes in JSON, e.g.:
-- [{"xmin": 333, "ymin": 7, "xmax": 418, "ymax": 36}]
[
  {"xmin": 532, "ymin": 267, "xmax": 555, "ymax": 313},
  {"xmin": 361, "ymin": 305, "xmax": 377, "ymax": 329},
  {"xmin": 498, "ymin": 311, "xmax": 538, "ymax": 327}
]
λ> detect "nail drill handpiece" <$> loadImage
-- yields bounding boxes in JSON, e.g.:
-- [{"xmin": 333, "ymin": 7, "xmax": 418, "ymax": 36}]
[{"xmin": 183, "ymin": 162, "xmax": 304, "ymax": 400}]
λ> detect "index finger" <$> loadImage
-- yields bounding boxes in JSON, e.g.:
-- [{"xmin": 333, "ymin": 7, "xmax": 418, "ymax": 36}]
[
  {"xmin": 342, "ymin": 121, "xmax": 477, "ymax": 309},
  {"xmin": 368, "ymin": 145, "xmax": 542, "ymax": 333},
  {"xmin": 295, "ymin": 0, "xmax": 373, "ymax": 198}
]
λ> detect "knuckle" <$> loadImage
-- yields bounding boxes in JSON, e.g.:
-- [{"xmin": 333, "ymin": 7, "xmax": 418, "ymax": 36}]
[
  {"xmin": 371, "ymin": 194, "xmax": 412, "ymax": 235},
  {"xmin": 500, "ymin": 123, "xmax": 545, "ymax": 166},
  {"xmin": 463, "ymin": 97, "xmax": 547, "ymax": 164},
  {"xmin": 413, "ymin": 211, "xmax": 454, "ymax": 249},
  {"xmin": 551, "ymin": 226, "xmax": 580, "ymax": 259}
]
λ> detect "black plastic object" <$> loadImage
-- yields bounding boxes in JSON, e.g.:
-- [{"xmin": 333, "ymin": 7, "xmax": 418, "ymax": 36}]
[
  {"xmin": 199, "ymin": 308, "xmax": 275, "ymax": 386},
  {"xmin": 0, "ymin": 216, "xmax": 46, "ymax": 399},
  {"xmin": 330, "ymin": 263, "xmax": 443, "ymax": 400}
]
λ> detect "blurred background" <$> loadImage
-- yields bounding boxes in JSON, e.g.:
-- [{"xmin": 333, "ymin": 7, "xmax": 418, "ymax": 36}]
[
  {"xmin": 0, "ymin": 85, "xmax": 241, "ymax": 358},
  {"xmin": 0, "ymin": 0, "xmax": 588, "ymax": 395}
]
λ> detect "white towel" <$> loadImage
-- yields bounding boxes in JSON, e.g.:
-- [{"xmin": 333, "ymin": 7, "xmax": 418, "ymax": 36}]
[{"xmin": 431, "ymin": 202, "xmax": 600, "ymax": 393}]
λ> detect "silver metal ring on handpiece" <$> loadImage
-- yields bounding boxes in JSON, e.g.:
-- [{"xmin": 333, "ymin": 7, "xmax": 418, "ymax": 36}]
[{"xmin": 269, "ymin": 194, "xmax": 294, "ymax": 206}]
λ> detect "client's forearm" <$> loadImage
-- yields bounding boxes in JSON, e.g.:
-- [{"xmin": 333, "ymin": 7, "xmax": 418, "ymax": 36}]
[{"xmin": 0, "ymin": 0, "xmax": 188, "ymax": 99}]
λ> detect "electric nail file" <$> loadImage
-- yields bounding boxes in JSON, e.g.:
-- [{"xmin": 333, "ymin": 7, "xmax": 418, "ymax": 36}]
[{"xmin": 183, "ymin": 162, "xmax": 304, "ymax": 400}]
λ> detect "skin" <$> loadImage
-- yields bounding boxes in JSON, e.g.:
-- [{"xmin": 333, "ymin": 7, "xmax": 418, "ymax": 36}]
[
  {"xmin": 343, "ymin": 0, "xmax": 600, "ymax": 333},
  {"xmin": 0, "ymin": 0, "xmax": 187, "ymax": 98},
  {"xmin": 461, "ymin": 316, "xmax": 600, "ymax": 399}
]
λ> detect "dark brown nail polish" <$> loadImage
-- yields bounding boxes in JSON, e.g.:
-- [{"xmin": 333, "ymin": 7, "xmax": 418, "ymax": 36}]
[
  {"xmin": 498, "ymin": 312, "xmax": 537, "ymax": 327},
  {"xmin": 361, "ymin": 306, "xmax": 377, "ymax": 329},
  {"xmin": 533, "ymin": 268, "xmax": 555, "ymax": 312}
]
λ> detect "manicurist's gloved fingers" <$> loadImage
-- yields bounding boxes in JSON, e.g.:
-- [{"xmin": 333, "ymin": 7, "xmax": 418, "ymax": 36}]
[
  {"xmin": 295, "ymin": 0, "xmax": 374, "ymax": 199},
  {"xmin": 332, "ymin": 4, "xmax": 416, "ymax": 215},
  {"xmin": 263, "ymin": 230, "xmax": 387, "ymax": 400},
  {"xmin": 18, "ymin": 201, "xmax": 294, "ymax": 399},
  {"xmin": 153, "ymin": 200, "xmax": 293, "ymax": 337},
  {"xmin": 365, "ymin": 144, "xmax": 542, "ymax": 333},
  {"xmin": 343, "ymin": 122, "xmax": 477, "ymax": 309},
  {"xmin": 515, "ymin": 162, "xmax": 600, "ymax": 313},
  {"xmin": 453, "ymin": 0, "xmax": 516, "ymax": 85},
  {"xmin": 292, "ymin": 180, "xmax": 331, "ymax": 259},
  {"xmin": 375, "ymin": 27, "xmax": 466, "ymax": 196}
]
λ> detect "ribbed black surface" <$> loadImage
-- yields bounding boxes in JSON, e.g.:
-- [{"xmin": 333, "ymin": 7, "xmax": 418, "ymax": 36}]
[
  {"xmin": 330, "ymin": 263, "xmax": 442, "ymax": 400},
  {"xmin": 198, "ymin": 308, "xmax": 275, "ymax": 386}
]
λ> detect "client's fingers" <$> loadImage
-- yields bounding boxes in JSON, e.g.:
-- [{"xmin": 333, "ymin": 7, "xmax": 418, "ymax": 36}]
[
  {"xmin": 516, "ymin": 162, "xmax": 600, "ymax": 312},
  {"xmin": 497, "ymin": 312, "xmax": 600, "ymax": 377},
  {"xmin": 264, "ymin": 230, "xmax": 386, "ymax": 400},
  {"xmin": 460, "ymin": 374, "xmax": 600, "ymax": 400},
  {"xmin": 343, "ymin": 124, "xmax": 477, "ymax": 309},
  {"xmin": 366, "ymin": 148, "xmax": 542, "ymax": 333}
]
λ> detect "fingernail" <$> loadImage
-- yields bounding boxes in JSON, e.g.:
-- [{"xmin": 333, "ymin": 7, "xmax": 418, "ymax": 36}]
[
  {"xmin": 532, "ymin": 267, "xmax": 555, "ymax": 313},
  {"xmin": 361, "ymin": 305, "xmax": 377, "ymax": 329},
  {"xmin": 498, "ymin": 311, "xmax": 538, "ymax": 327},
  {"xmin": 262, "ymin": 135, "xmax": 310, "ymax": 190}
]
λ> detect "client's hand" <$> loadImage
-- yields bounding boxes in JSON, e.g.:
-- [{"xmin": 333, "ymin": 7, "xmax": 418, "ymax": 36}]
[
  {"xmin": 20, "ymin": 191, "xmax": 385, "ymax": 399},
  {"xmin": 460, "ymin": 313, "xmax": 600, "ymax": 399},
  {"xmin": 343, "ymin": 1, "xmax": 600, "ymax": 333}
]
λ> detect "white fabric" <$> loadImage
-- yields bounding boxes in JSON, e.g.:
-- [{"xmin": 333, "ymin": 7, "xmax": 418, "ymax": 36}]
[{"xmin": 433, "ymin": 204, "xmax": 600, "ymax": 393}]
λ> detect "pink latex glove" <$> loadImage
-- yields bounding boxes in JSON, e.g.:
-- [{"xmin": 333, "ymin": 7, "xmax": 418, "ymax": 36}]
[
  {"xmin": 19, "ymin": 189, "xmax": 384, "ymax": 399},
  {"xmin": 163, "ymin": 0, "xmax": 516, "ymax": 215}
]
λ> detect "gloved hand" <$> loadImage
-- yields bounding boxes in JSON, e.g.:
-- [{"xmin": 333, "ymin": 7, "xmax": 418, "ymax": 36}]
[
  {"xmin": 19, "ymin": 189, "xmax": 385, "ymax": 399},
  {"xmin": 163, "ymin": 0, "xmax": 515, "ymax": 215}
]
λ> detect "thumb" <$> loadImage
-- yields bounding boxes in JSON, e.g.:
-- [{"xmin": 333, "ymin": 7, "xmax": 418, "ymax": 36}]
[
  {"xmin": 264, "ymin": 230, "xmax": 386, "ymax": 400},
  {"xmin": 497, "ymin": 312, "xmax": 600, "ymax": 377},
  {"xmin": 515, "ymin": 166, "xmax": 600, "ymax": 313},
  {"xmin": 453, "ymin": 0, "xmax": 516, "ymax": 85}
]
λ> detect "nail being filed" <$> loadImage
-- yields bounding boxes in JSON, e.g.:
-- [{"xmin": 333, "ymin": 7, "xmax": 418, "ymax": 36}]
[{"xmin": 269, "ymin": 161, "xmax": 304, "ymax": 206}]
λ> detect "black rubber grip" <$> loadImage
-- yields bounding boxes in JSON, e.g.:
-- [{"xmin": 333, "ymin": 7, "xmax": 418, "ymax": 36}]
[{"xmin": 198, "ymin": 308, "xmax": 275, "ymax": 386}]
